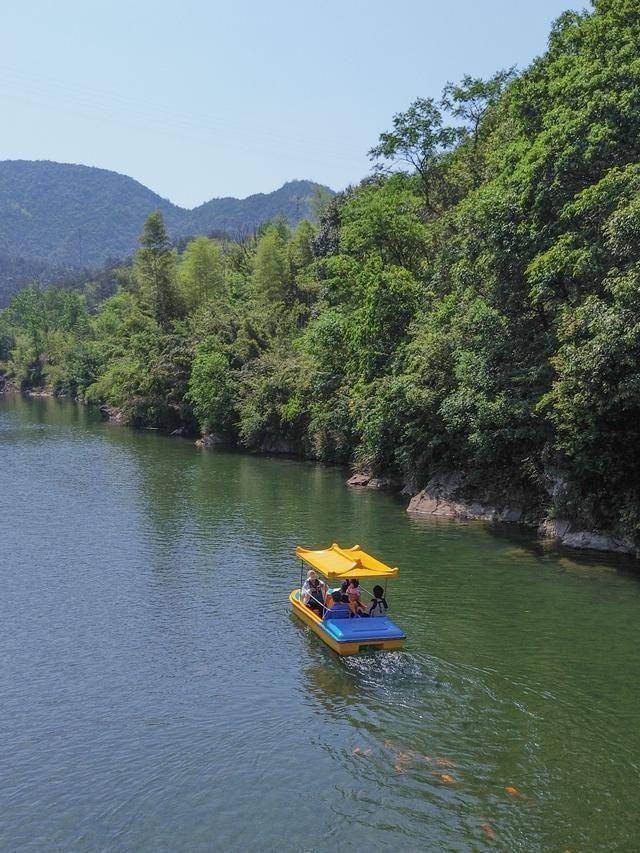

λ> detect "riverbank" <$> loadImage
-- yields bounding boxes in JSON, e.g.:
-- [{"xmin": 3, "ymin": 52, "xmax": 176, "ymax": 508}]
[
  {"xmin": 194, "ymin": 424, "xmax": 639, "ymax": 559},
  {"xmin": 4, "ymin": 384, "xmax": 636, "ymax": 559},
  {"xmin": 351, "ymin": 470, "xmax": 635, "ymax": 557}
]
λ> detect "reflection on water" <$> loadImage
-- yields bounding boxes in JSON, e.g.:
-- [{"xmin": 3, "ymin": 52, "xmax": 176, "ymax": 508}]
[{"xmin": 1, "ymin": 394, "xmax": 640, "ymax": 851}]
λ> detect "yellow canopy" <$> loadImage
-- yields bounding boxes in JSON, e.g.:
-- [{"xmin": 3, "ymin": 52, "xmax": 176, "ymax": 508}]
[{"xmin": 296, "ymin": 543, "xmax": 399, "ymax": 580}]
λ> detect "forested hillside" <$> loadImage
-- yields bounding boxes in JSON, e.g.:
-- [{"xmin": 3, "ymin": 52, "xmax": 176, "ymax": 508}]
[
  {"xmin": 187, "ymin": 181, "xmax": 331, "ymax": 237},
  {"xmin": 2, "ymin": 0, "xmax": 639, "ymax": 545},
  {"xmin": 0, "ymin": 251, "xmax": 66, "ymax": 307},
  {"xmin": 0, "ymin": 161, "xmax": 330, "ymax": 302}
]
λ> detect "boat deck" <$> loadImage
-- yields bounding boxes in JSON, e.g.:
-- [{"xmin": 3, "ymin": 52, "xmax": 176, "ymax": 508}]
[{"xmin": 289, "ymin": 589, "xmax": 405, "ymax": 655}]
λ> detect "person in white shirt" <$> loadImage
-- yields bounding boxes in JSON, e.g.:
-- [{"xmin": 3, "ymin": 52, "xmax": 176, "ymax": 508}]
[{"xmin": 301, "ymin": 570, "xmax": 327, "ymax": 616}]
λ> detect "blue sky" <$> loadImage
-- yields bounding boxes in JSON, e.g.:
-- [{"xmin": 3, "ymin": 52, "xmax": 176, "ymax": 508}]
[{"xmin": 1, "ymin": 0, "xmax": 580, "ymax": 207}]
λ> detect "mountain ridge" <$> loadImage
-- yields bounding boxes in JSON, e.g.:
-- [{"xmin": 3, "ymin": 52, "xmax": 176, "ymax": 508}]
[
  {"xmin": 0, "ymin": 160, "xmax": 333, "ymax": 301},
  {"xmin": 0, "ymin": 159, "xmax": 330, "ymax": 212}
]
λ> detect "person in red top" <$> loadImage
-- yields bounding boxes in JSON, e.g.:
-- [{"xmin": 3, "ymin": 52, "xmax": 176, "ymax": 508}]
[{"xmin": 346, "ymin": 579, "xmax": 366, "ymax": 616}]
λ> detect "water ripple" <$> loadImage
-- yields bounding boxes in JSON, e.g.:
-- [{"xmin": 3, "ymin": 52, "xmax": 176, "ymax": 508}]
[{"xmin": 2, "ymin": 395, "xmax": 640, "ymax": 851}]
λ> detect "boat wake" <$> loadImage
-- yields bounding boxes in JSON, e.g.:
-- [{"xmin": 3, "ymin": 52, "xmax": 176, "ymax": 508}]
[{"xmin": 341, "ymin": 650, "xmax": 434, "ymax": 688}]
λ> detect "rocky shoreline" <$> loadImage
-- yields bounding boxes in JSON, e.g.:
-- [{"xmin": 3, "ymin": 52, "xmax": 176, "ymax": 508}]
[
  {"xmin": 6, "ymin": 388, "xmax": 636, "ymax": 560},
  {"xmin": 347, "ymin": 470, "xmax": 636, "ymax": 558},
  {"xmin": 179, "ymin": 428, "xmax": 640, "ymax": 558}
]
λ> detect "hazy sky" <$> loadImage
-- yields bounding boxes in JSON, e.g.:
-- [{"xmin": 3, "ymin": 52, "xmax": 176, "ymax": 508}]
[{"xmin": 1, "ymin": 0, "xmax": 579, "ymax": 208}]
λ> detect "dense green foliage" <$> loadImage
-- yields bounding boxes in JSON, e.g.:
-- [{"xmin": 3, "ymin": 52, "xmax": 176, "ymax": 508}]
[
  {"xmin": 0, "ymin": 161, "xmax": 332, "ymax": 304},
  {"xmin": 3, "ymin": 1, "xmax": 640, "ymax": 541}
]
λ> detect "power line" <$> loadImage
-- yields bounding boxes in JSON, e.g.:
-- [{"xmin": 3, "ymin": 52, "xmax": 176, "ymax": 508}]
[{"xmin": 0, "ymin": 64, "xmax": 370, "ymax": 166}]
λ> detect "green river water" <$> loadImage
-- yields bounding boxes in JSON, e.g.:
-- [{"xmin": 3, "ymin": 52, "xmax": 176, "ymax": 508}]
[{"xmin": 2, "ymin": 394, "xmax": 640, "ymax": 851}]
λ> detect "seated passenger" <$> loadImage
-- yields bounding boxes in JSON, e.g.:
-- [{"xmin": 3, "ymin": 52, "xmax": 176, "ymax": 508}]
[
  {"xmin": 325, "ymin": 581, "xmax": 349, "ymax": 609},
  {"xmin": 346, "ymin": 579, "xmax": 366, "ymax": 616},
  {"xmin": 367, "ymin": 585, "xmax": 388, "ymax": 617},
  {"xmin": 325, "ymin": 581, "xmax": 348, "ymax": 606},
  {"xmin": 323, "ymin": 590, "xmax": 351, "ymax": 619},
  {"xmin": 301, "ymin": 570, "xmax": 327, "ymax": 616}
]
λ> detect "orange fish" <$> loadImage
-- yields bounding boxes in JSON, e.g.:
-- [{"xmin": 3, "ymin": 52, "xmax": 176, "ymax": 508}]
[
  {"xmin": 505, "ymin": 785, "xmax": 520, "ymax": 797},
  {"xmin": 438, "ymin": 773, "xmax": 456, "ymax": 784},
  {"xmin": 394, "ymin": 763, "xmax": 406, "ymax": 774},
  {"xmin": 435, "ymin": 758, "xmax": 456, "ymax": 768},
  {"xmin": 352, "ymin": 747, "xmax": 362, "ymax": 755},
  {"xmin": 480, "ymin": 823, "xmax": 497, "ymax": 840}
]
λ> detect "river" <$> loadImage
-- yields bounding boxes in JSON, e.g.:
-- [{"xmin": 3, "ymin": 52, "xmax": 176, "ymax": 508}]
[{"xmin": 2, "ymin": 394, "xmax": 639, "ymax": 851}]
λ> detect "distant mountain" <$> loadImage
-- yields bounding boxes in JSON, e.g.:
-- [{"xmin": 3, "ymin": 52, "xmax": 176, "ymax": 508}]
[
  {"xmin": 0, "ymin": 160, "xmax": 333, "ymax": 303},
  {"xmin": 187, "ymin": 181, "xmax": 328, "ymax": 236}
]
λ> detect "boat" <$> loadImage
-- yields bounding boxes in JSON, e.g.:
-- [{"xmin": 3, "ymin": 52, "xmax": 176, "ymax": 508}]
[{"xmin": 290, "ymin": 543, "xmax": 406, "ymax": 655}]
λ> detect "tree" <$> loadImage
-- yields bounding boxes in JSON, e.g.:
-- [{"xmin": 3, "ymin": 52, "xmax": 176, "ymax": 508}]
[
  {"xmin": 348, "ymin": 257, "xmax": 422, "ymax": 380},
  {"xmin": 186, "ymin": 337, "xmax": 235, "ymax": 435},
  {"xmin": 1, "ymin": 287, "xmax": 90, "ymax": 390},
  {"xmin": 4, "ymin": 288, "xmax": 48, "ymax": 386},
  {"xmin": 310, "ymin": 187, "xmax": 334, "ymax": 220},
  {"xmin": 544, "ymin": 278, "xmax": 640, "ymax": 537},
  {"xmin": 251, "ymin": 222, "xmax": 290, "ymax": 302},
  {"xmin": 178, "ymin": 236, "xmax": 226, "ymax": 313},
  {"xmin": 441, "ymin": 68, "xmax": 517, "ymax": 185},
  {"xmin": 0, "ymin": 310, "xmax": 12, "ymax": 362},
  {"xmin": 339, "ymin": 177, "xmax": 427, "ymax": 271},
  {"xmin": 368, "ymin": 98, "xmax": 462, "ymax": 202},
  {"xmin": 134, "ymin": 211, "xmax": 181, "ymax": 329},
  {"xmin": 7, "ymin": 0, "xmax": 640, "ymax": 545},
  {"xmin": 287, "ymin": 220, "xmax": 315, "ymax": 275},
  {"xmin": 441, "ymin": 68, "xmax": 517, "ymax": 143}
]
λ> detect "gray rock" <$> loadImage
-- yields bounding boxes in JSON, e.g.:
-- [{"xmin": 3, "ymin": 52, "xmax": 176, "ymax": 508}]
[
  {"xmin": 424, "ymin": 471, "xmax": 465, "ymax": 498},
  {"xmin": 407, "ymin": 470, "xmax": 526, "ymax": 525},
  {"xmin": 371, "ymin": 477, "xmax": 398, "ymax": 490},
  {"xmin": 538, "ymin": 517, "xmax": 635, "ymax": 555},
  {"xmin": 406, "ymin": 491, "xmax": 439, "ymax": 515},
  {"xmin": 406, "ymin": 468, "xmax": 638, "ymax": 558},
  {"xmin": 561, "ymin": 530, "xmax": 634, "ymax": 554},
  {"xmin": 408, "ymin": 485, "xmax": 499, "ymax": 521},
  {"xmin": 261, "ymin": 437, "xmax": 295, "ymax": 454},
  {"xmin": 195, "ymin": 433, "xmax": 225, "ymax": 448},
  {"xmin": 98, "ymin": 404, "xmax": 123, "ymax": 423},
  {"xmin": 538, "ymin": 518, "xmax": 572, "ymax": 540},
  {"xmin": 347, "ymin": 472, "xmax": 400, "ymax": 491},
  {"xmin": 499, "ymin": 507, "xmax": 524, "ymax": 523},
  {"xmin": 347, "ymin": 472, "xmax": 372, "ymax": 487},
  {"xmin": 407, "ymin": 491, "xmax": 495, "ymax": 520}
]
